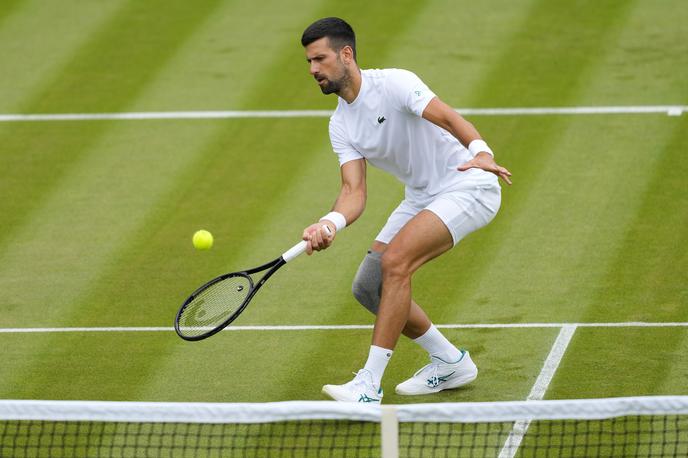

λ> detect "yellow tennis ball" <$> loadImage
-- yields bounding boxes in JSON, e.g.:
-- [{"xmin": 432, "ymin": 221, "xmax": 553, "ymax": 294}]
[{"xmin": 192, "ymin": 230, "xmax": 213, "ymax": 250}]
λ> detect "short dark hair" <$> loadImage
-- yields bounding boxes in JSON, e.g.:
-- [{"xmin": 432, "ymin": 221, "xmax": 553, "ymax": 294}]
[{"xmin": 301, "ymin": 17, "xmax": 356, "ymax": 60}]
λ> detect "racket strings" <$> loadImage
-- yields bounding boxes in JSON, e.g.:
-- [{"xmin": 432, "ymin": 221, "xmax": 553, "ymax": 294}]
[{"xmin": 177, "ymin": 276, "xmax": 252, "ymax": 338}]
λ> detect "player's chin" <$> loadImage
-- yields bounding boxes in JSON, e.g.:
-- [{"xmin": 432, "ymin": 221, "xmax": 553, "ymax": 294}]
[{"xmin": 319, "ymin": 82, "xmax": 338, "ymax": 95}]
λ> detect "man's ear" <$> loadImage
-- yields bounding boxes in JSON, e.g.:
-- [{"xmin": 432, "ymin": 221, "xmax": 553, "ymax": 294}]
[{"xmin": 341, "ymin": 45, "xmax": 355, "ymax": 65}]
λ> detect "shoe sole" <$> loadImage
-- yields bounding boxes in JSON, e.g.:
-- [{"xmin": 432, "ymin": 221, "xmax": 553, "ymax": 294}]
[
  {"xmin": 395, "ymin": 369, "xmax": 478, "ymax": 396},
  {"xmin": 322, "ymin": 385, "xmax": 347, "ymax": 402},
  {"xmin": 322, "ymin": 385, "xmax": 382, "ymax": 403},
  {"xmin": 322, "ymin": 385, "xmax": 364, "ymax": 402}
]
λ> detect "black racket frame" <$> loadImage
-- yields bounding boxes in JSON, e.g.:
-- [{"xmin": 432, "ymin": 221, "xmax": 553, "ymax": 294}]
[{"xmin": 174, "ymin": 256, "xmax": 287, "ymax": 341}]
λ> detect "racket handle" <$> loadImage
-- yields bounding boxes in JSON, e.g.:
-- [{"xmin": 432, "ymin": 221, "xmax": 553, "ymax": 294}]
[
  {"xmin": 282, "ymin": 241, "xmax": 307, "ymax": 263},
  {"xmin": 282, "ymin": 226, "xmax": 333, "ymax": 263}
]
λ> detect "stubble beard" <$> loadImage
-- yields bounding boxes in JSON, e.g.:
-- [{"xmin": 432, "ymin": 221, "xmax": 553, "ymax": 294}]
[{"xmin": 319, "ymin": 65, "xmax": 351, "ymax": 95}]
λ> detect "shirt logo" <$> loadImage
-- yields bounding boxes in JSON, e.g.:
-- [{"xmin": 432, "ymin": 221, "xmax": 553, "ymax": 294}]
[
  {"xmin": 414, "ymin": 90, "xmax": 422, "ymax": 96},
  {"xmin": 377, "ymin": 116, "xmax": 386, "ymax": 124}
]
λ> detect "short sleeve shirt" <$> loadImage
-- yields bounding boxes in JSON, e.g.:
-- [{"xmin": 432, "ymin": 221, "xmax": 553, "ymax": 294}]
[{"xmin": 328, "ymin": 69, "xmax": 495, "ymax": 198}]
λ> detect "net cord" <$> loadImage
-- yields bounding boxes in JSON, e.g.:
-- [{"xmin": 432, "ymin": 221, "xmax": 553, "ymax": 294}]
[
  {"xmin": 395, "ymin": 396, "xmax": 688, "ymax": 423},
  {"xmin": 2, "ymin": 396, "xmax": 688, "ymax": 424}
]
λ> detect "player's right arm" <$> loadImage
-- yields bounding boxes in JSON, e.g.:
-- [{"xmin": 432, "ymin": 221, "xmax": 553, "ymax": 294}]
[{"xmin": 303, "ymin": 158, "xmax": 366, "ymax": 254}]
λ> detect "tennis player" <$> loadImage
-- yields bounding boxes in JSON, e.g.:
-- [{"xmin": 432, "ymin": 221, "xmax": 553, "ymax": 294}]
[{"xmin": 301, "ymin": 17, "xmax": 512, "ymax": 402}]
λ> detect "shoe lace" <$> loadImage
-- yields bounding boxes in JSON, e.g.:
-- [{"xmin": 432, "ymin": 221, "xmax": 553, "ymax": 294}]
[{"xmin": 351, "ymin": 370, "xmax": 376, "ymax": 391}]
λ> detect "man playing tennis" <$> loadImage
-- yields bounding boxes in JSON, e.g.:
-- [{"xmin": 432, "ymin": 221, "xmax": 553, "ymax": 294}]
[{"xmin": 301, "ymin": 17, "xmax": 512, "ymax": 402}]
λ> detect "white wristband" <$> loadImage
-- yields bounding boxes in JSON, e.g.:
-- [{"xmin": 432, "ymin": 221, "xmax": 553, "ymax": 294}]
[
  {"xmin": 319, "ymin": 211, "xmax": 347, "ymax": 232},
  {"xmin": 468, "ymin": 139, "xmax": 494, "ymax": 158}
]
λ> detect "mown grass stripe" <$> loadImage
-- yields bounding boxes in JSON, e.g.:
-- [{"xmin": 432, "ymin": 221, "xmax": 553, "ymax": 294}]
[
  {"xmin": 454, "ymin": 0, "xmax": 685, "ymax": 329},
  {"xmin": 0, "ymin": 0, "xmax": 254, "ymax": 398},
  {"xmin": 550, "ymin": 117, "xmax": 688, "ymax": 397},
  {"xmin": 463, "ymin": 0, "xmax": 639, "ymax": 107},
  {"xmin": 0, "ymin": 0, "xmax": 23, "ymax": 27},
  {"xmin": 0, "ymin": 0, "xmax": 432, "ymax": 400},
  {"xmin": 580, "ymin": 118, "xmax": 688, "ymax": 321},
  {"xmin": 0, "ymin": 0, "xmax": 224, "ymax": 251},
  {"xmin": 0, "ymin": 0, "xmax": 346, "ymax": 401},
  {"xmin": 417, "ymin": 0, "xmax": 639, "ymax": 325},
  {"xmin": 0, "ymin": 105, "xmax": 683, "ymax": 121},
  {"xmin": 0, "ymin": 1, "xmax": 126, "ymax": 113}
]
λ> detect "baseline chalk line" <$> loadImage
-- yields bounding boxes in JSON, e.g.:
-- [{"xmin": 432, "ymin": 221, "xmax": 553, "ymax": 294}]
[
  {"xmin": 0, "ymin": 105, "xmax": 684, "ymax": 122},
  {"xmin": 0, "ymin": 322, "xmax": 686, "ymax": 333}
]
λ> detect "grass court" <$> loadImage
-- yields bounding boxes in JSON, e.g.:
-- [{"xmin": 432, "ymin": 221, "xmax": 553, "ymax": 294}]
[{"xmin": 0, "ymin": 0, "xmax": 686, "ymax": 413}]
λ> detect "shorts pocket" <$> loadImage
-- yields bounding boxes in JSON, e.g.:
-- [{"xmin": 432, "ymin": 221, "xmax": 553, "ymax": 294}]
[{"xmin": 475, "ymin": 184, "xmax": 501, "ymax": 214}]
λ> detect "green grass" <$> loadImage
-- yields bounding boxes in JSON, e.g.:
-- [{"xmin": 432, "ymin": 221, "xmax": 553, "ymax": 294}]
[{"xmin": 0, "ymin": 0, "xmax": 686, "ymax": 414}]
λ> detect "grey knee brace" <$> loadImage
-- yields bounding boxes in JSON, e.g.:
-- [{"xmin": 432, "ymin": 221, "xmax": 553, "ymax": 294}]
[{"xmin": 352, "ymin": 250, "xmax": 383, "ymax": 315}]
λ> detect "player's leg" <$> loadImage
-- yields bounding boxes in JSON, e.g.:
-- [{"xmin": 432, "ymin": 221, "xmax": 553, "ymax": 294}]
[
  {"xmin": 372, "ymin": 209, "xmax": 454, "ymax": 350},
  {"xmin": 348, "ymin": 204, "xmax": 466, "ymax": 392},
  {"xmin": 353, "ymin": 242, "xmax": 464, "ymax": 364},
  {"xmin": 323, "ymin": 209, "xmax": 451, "ymax": 403},
  {"xmin": 395, "ymin": 183, "xmax": 501, "ymax": 395},
  {"xmin": 352, "ymin": 240, "xmax": 432, "ymax": 339}
]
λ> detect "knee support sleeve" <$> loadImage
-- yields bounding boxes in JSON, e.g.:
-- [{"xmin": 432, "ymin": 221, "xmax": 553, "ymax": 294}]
[{"xmin": 352, "ymin": 250, "xmax": 383, "ymax": 315}]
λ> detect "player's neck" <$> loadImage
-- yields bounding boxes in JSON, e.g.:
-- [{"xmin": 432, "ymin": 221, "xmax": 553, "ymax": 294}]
[{"xmin": 339, "ymin": 68, "xmax": 362, "ymax": 104}]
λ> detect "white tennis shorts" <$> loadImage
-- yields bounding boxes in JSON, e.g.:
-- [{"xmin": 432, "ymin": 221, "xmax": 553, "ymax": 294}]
[{"xmin": 375, "ymin": 182, "xmax": 501, "ymax": 246}]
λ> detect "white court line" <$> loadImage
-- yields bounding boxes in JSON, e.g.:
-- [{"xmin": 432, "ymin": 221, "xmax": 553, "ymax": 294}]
[
  {"xmin": 0, "ymin": 322, "xmax": 686, "ymax": 333},
  {"xmin": 498, "ymin": 325, "xmax": 578, "ymax": 458},
  {"xmin": 441, "ymin": 322, "xmax": 688, "ymax": 328},
  {"xmin": 0, "ymin": 105, "xmax": 684, "ymax": 122},
  {"xmin": 526, "ymin": 325, "xmax": 578, "ymax": 401}
]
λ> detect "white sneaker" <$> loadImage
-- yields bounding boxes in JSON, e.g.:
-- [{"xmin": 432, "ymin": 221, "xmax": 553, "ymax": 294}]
[
  {"xmin": 322, "ymin": 369, "xmax": 383, "ymax": 403},
  {"xmin": 395, "ymin": 350, "xmax": 478, "ymax": 396}
]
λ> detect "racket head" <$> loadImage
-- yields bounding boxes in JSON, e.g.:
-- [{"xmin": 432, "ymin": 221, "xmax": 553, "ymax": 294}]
[{"xmin": 175, "ymin": 272, "xmax": 254, "ymax": 341}]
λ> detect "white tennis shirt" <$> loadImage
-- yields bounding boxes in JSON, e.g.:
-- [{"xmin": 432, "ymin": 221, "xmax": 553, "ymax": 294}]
[{"xmin": 329, "ymin": 68, "xmax": 496, "ymax": 200}]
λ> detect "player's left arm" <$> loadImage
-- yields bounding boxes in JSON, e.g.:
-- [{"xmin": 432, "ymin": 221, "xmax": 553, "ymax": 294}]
[{"xmin": 422, "ymin": 97, "xmax": 512, "ymax": 185}]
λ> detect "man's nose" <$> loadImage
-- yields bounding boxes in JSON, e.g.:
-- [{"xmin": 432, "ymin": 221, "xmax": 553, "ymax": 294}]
[{"xmin": 309, "ymin": 62, "xmax": 318, "ymax": 75}]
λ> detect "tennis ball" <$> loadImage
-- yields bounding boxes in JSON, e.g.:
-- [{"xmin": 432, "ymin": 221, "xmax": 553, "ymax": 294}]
[{"xmin": 192, "ymin": 230, "xmax": 213, "ymax": 250}]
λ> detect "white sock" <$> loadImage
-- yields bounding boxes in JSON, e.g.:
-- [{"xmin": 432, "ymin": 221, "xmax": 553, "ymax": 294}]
[
  {"xmin": 413, "ymin": 324, "xmax": 462, "ymax": 362},
  {"xmin": 362, "ymin": 345, "xmax": 393, "ymax": 386}
]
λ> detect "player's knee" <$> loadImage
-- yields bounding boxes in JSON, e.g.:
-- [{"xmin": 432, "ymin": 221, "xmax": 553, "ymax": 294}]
[
  {"xmin": 381, "ymin": 248, "xmax": 410, "ymax": 279},
  {"xmin": 352, "ymin": 250, "xmax": 383, "ymax": 315}
]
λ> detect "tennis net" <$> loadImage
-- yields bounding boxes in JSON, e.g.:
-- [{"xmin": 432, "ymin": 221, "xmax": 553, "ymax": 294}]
[{"xmin": 1, "ymin": 396, "xmax": 687, "ymax": 457}]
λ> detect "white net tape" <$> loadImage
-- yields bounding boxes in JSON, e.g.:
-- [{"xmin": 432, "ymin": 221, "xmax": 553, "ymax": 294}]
[{"xmin": 2, "ymin": 396, "xmax": 688, "ymax": 424}]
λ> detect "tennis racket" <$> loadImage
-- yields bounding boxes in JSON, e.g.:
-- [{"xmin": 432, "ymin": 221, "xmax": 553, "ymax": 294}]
[{"xmin": 175, "ymin": 227, "xmax": 330, "ymax": 341}]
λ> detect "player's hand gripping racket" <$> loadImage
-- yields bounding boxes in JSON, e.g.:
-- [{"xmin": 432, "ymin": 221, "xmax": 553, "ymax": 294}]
[{"xmin": 175, "ymin": 227, "xmax": 331, "ymax": 341}]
